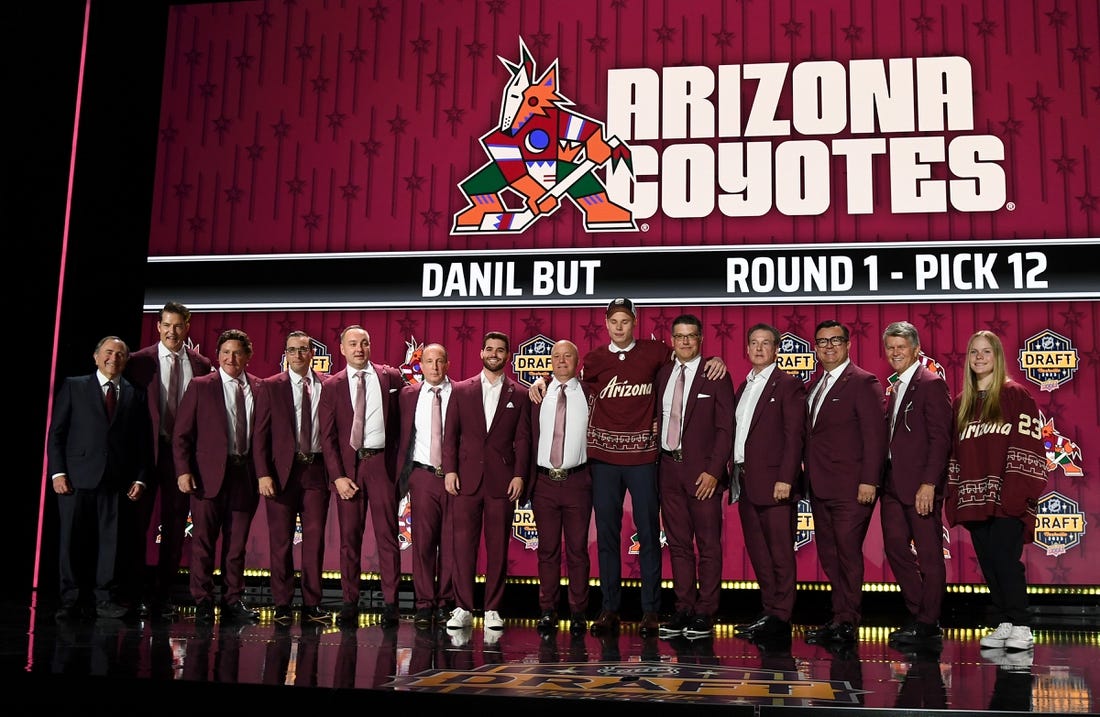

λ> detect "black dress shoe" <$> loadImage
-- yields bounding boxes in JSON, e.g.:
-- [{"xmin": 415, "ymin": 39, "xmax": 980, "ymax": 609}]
[
  {"xmin": 55, "ymin": 603, "xmax": 80, "ymax": 622},
  {"xmin": 569, "ymin": 612, "xmax": 587, "ymax": 636},
  {"xmin": 337, "ymin": 602, "xmax": 359, "ymax": 627},
  {"xmin": 302, "ymin": 605, "xmax": 332, "ymax": 623},
  {"xmin": 890, "ymin": 620, "xmax": 942, "ymax": 643},
  {"xmin": 96, "ymin": 600, "xmax": 128, "ymax": 619},
  {"xmin": 743, "ymin": 615, "xmax": 791, "ymax": 640},
  {"xmin": 659, "ymin": 610, "xmax": 693, "ymax": 638},
  {"xmin": 414, "ymin": 608, "xmax": 433, "ymax": 629},
  {"xmin": 536, "ymin": 610, "xmax": 559, "ymax": 633},
  {"xmin": 805, "ymin": 622, "xmax": 838, "ymax": 644},
  {"xmin": 434, "ymin": 605, "xmax": 453, "ymax": 624},
  {"xmin": 380, "ymin": 602, "xmax": 399, "ymax": 626},
  {"xmin": 734, "ymin": 613, "xmax": 770, "ymax": 634},
  {"xmin": 222, "ymin": 600, "xmax": 260, "ymax": 622},
  {"xmin": 638, "ymin": 612, "xmax": 660, "ymax": 637},
  {"xmin": 830, "ymin": 621, "xmax": 858, "ymax": 644},
  {"xmin": 195, "ymin": 600, "xmax": 215, "ymax": 623},
  {"xmin": 272, "ymin": 605, "xmax": 294, "ymax": 624},
  {"xmin": 590, "ymin": 610, "xmax": 620, "ymax": 635}
]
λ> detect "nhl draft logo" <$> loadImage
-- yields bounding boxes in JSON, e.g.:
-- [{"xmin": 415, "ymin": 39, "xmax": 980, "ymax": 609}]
[
  {"xmin": 777, "ymin": 333, "xmax": 816, "ymax": 383},
  {"xmin": 1040, "ymin": 413, "xmax": 1084, "ymax": 478},
  {"xmin": 1018, "ymin": 329, "xmax": 1080, "ymax": 392},
  {"xmin": 400, "ymin": 337, "xmax": 425, "ymax": 386},
  {"xmin": 452, "ymin": 38, "xmax": 636, "ymax": 235},
  {"xmin": 278, "ymin": 337, "xmax": 332, "ymax": 374},
  {"xmin": 397, "ymin": 494, "xmax": 413, "ymax": 550},
  {"xmin": 512, "ymin": 500, "xmax": 539, "ymax": 551},
  {"xmin": 1033, "ymin": 492, "xmax": 1087, "ymax": 557},
  {"xmin": 512, "ymin": 334, "xmax": 556, "ymax": 388},
  {"xmin": 794, "ymin": 498, "xmax": 815, "ymax": 551}
]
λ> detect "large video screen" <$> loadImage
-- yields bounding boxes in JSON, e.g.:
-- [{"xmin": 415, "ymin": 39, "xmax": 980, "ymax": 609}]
[{"xmin": 132, "ymin": 0, "xmax": 1096, "ymax": 587}]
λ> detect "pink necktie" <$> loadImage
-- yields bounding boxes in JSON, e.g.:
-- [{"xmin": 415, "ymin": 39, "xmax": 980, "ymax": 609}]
[
  {"xmin": 164, "ymin": 353, "xmax": 181, "ymax": 435},
  {"xmin": 810, "ymin": 372, "xmax": 831, "ymax": 427},
  {"xmin": 234, "ymin": 378, "xmax": 248, "ymax": 455},
  {"xmin": 430, "ymin": 387, "xmax": 443, "ymax": 468},
  {"xmin": 550, "ymin": 383, "xmax": 567, "ymax": 468},
  {"xmin": 349, "ymin": 371, "xmax": 365, "ymax": 451},
  {"xmin": 300, "ymin": 378, "xmax": 313, "ymax": 452},
  {"xmin": 104, "ymin": 382, "xmax": 117, "ymax": 420},
  {"xmin": 666, "ymin": 364, "xmax": 686, "ymax": 450}
]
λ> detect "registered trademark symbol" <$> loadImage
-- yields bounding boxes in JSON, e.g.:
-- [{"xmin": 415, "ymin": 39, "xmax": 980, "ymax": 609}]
[
  {"xmin": 641, "ymin": 223, "xmax": 650, "ymax": 232},
  {"xmin": 1006, "ymin": 201, "xmax": 1016, "ymax": 211}
]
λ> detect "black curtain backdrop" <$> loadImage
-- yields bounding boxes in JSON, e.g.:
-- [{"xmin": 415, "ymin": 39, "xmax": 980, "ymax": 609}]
[{"xmin": 13, "ymin": 0, "xmax": 171, "ymax": 604}]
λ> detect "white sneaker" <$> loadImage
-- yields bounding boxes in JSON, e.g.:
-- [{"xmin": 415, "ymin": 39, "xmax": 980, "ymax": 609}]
[
  {"xmin": 446, "ymin": 606, "xmax": 472, "ymax": 629},
  {"xmin": 449, "ymin": 627, "xmax": 472, "ymax": 647},
  {"xmin": 483, "ymin": 609, "xmax": 504, "ymax": 630},
  {"xmin": 979, "ymin": 622, "xmax": 1014, "ymax": 648},
  {"xmin": 1004, "ymin": 625, "xmax": 1034, "ymax": 651}
]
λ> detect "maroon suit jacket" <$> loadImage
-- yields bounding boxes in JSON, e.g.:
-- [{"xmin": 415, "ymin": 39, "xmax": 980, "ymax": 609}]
[
  {"xmin": 173, "ymin": 370, "xmax": 265, "ymax": 500},
  {"xmin": 655, "ymin": 361, "xmax": 735, "ymax": 484},
  {"xmin": 253, "ymin": 370, "xmax": 330, "ymax": 492},
  {"xmin": 803, "ymin": 362, "xmax": 888, "ymax": 500},
  {"xmin": 734, "ymin": 366, "xmax": 807, "ymax": 506},
  {"xmin": 125, "ymin": 342, "xmax": 212, "ymax": 460},
  {"xmin": 442, "ymin": 374, "xmax": 531, "ymax": 495},
  {"xmin": 317, "ymin": 363, "xmax": 403, "ymax": 485},
  {"xmin": 885, "ymin": 364, "xmax": 953, "ymax": 503}
]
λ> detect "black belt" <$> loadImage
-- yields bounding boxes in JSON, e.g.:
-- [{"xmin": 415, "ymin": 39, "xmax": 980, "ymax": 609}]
[
  {"xmin": 227, "ymin": 453, "xmax": 250, "ymax": 466},
  {"xmin": 295, "ymin": 452, "xmax": 323, "ymax": 465},
  {"xmin": 537, "ymin": 464, "xmax": 586, "ymax": 481},
  {"xmin": 356, "ymin": 447, "xmax": 383, "ymax": 460},
  {"xmin": 660, "ymin": 448, "xmax": 684, "ymax": 462},
  {"xmin": 412, "ymin": 461, "xmax": 444, "ymax": 477}
]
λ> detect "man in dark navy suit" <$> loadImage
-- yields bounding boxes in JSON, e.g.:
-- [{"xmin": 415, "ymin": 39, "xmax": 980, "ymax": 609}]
[{"xmin": 48, "ymin": 336, "xmax": 152, "ymax": 620}]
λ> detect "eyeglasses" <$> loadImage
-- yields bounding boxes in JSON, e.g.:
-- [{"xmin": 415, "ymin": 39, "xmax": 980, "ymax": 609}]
[
  {"xmin": 672, "ymin": 333, "xmax": 700, "ymax": 342},
  {"xmin": 814, "ymin": 336, "xmax": 847, "ymax": 347},
  {"xmin": 285, "ymin": 347, "xmax": 313, "ymax": 355}
]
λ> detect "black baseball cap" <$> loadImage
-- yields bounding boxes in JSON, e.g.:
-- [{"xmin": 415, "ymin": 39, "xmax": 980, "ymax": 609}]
[{"xmin": 605, "ymin": 297, "xmax": 636, "ymax": 318}]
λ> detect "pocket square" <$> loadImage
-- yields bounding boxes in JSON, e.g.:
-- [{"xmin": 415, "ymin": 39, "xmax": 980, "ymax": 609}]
[
  {"xmin": 389, "ymin": 388, "xmax": 398, "ymax": 393},
  {"xmin": 506, "ymin": 402, "xmax": 514, "ymax": 408},
  {"xmin": 769, "ymin": 397, "xmax": 776, "ymax": 402}
]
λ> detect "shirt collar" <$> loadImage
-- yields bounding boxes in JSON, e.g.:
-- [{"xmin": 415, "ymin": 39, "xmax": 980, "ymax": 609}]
[
  {"xmin": 608, "ymin": 340, "xmax": 637, "ymax": 354},
  {"xmin": 747, "ymin": 362, "xmax": 777, "ymax": 383}
]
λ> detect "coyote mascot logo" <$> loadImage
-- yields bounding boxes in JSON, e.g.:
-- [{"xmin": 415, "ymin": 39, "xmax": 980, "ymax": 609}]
[{"xmin": 452, "ymin": 38, "xmax": 636, "ymax": 235}]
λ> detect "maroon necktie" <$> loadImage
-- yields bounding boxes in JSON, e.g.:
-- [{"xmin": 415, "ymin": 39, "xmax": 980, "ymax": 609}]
[
  {"xmin": 430, "ymin": 386, "xmax": 443, "ymax": 468},
  {"xmin": 234, "ymin": 378, "xmax": 248, "ymax": 455},
  {"xmin": 300, "ymin": 378, "xmax": 313, "ymax": 452},
  {"xmin": 666, "ymin": 364, "xmax": 685, "ymax": 450},
  {"xmin": 104, "ymin": 382, "xmax": 117, "ymax": 420},
  {"xmin": 163, "ymin": 353, "xmax": 181, "ymax": 435},
  {"xmin": 349, "ymin": 371, "xmax": 366, "ymax": 451},
  {"xmin": 550, "ymin": 383, "xmax": 567, "ymax": 468}
]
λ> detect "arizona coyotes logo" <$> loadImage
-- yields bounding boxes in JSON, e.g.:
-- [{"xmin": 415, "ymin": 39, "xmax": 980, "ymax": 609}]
[
  {"xmin": 400, "ymin": 337, "xmax": 425, "ymax": 386},
  {"xmin": 397, "ymin": 493, "xmax": 413, "ymax": 550},
  {"xmin": 1039, "ymin": 413, "xmax": 1084, "ymax": 477},
  {"xmin": 452, "ymin": 38, "xmax": 636, "ymax": 235}
]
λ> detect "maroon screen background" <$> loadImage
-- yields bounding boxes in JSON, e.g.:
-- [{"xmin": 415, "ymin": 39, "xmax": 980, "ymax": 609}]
[{"xmin": 140, "ymin": 0, "xmax": 1098, "ymax": 587}]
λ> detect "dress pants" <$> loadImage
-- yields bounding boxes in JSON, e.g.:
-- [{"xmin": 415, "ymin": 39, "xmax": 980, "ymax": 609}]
[
  {"xmin": 658, "ymin": 456, "xmax": 723, "ymax": 616},
  {"xmin": 188, "ymin": 461, "xmax": 257, "ymax": 606},
  {"xmin": 333, "ymin": 451, "xmax": 400, "ymax": 604},
  {"xmin": 407, "ymin": 465, "xmax": 451, "ymax": 611},
  {"xmin": 590, "ymin": 460, "xmax": 661, "ymax": 613},
  {"xmin": 451, "ymin": 479, "xmax": 512, "ymax": 611},
  {"xmin": 881, "ymin": 489, "xmax": 946, "ymax": 624},
  {"xmin": 810, "ymin": 493, "xmax": 874, "ymax": 624},
  {"xmin": 531, "ymin": 467, "xmax": 592, "ymax": 614},
  {"xmin": 264, "ymin": 461, "xmax": 330, "ymax": 607},
  {"xmin": 738, "ymin": 491, "xmax": 798, "ymax": 621},
  {"xmin": 967, "ymin": 516, "xmax": 1029, "ymax": 625}
]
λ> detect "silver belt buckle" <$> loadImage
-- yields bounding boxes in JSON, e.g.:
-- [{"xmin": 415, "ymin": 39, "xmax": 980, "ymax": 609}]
[
  {"xmin": 434, "ymin": 466, "xmax": 444, "ymax": 477},
  {"xmin": 669, "ymin": 449, "xmax": 683, "ymax": 462},
  {"xmin": 548, "ymin": 468, "xmax": 568, "ymax": 481}
]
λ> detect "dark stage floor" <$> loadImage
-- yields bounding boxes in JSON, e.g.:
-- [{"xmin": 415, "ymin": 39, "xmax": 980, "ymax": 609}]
[{"xmin": 8, "ymin": 585, "xmax": 1096, "ymax": 715}]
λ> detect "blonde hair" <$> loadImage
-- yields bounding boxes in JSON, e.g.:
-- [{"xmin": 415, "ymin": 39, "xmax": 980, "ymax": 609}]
[{"xmin": 956, "ymin": 330, "xmax": 1008, "ymax": 427}]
